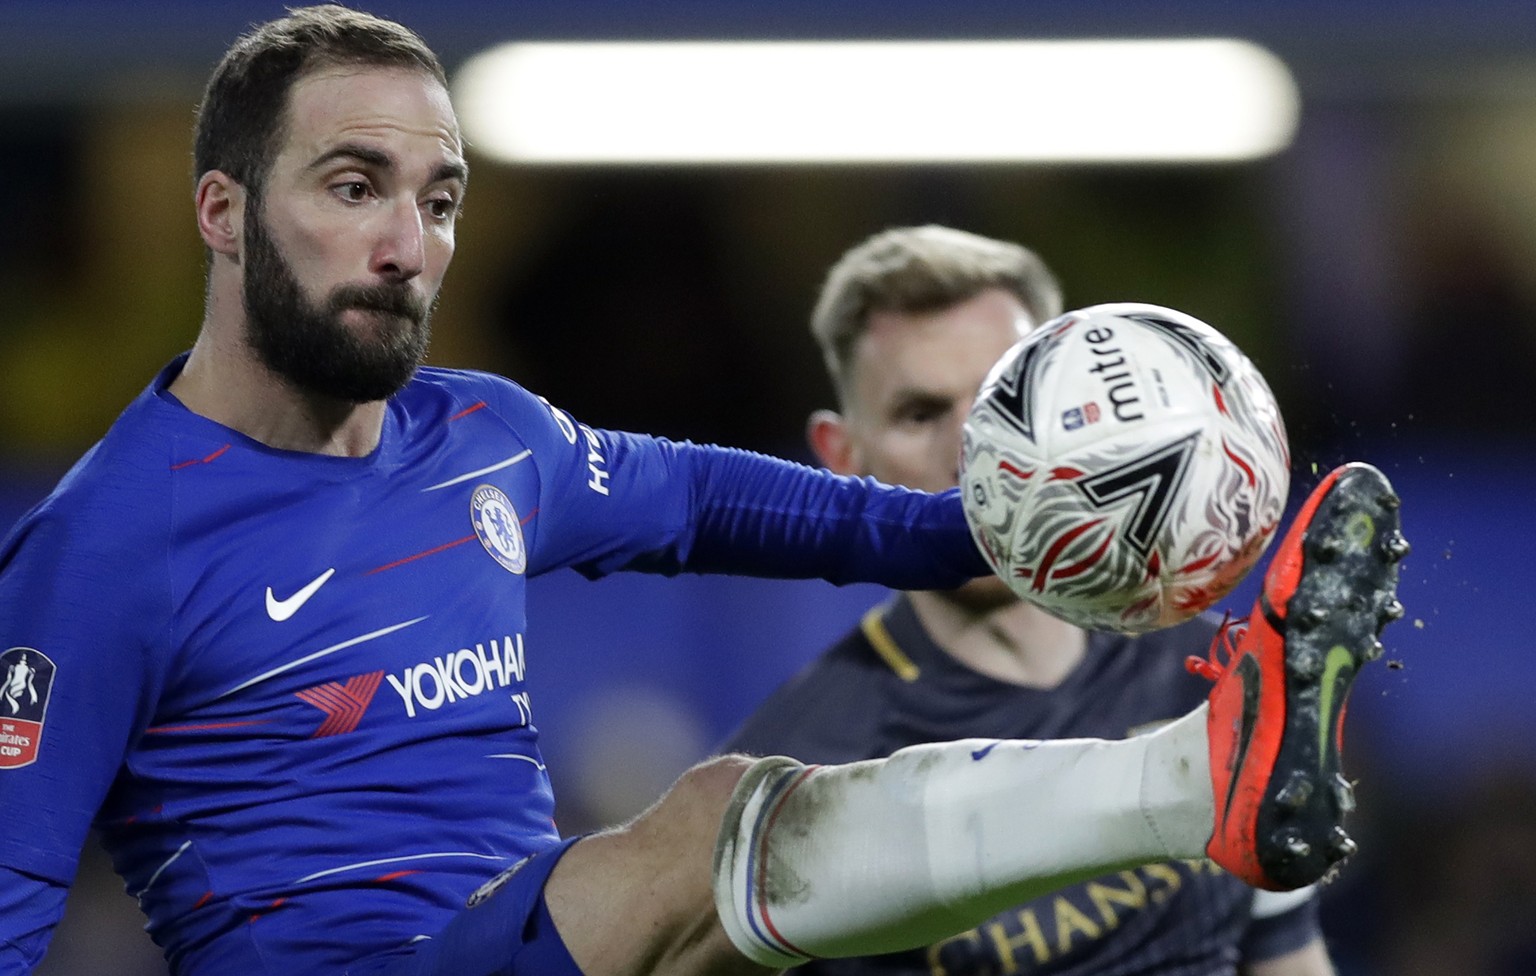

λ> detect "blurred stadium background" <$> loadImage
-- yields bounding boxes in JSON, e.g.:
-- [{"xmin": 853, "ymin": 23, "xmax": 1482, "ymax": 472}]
[{"xmin": 4, "ymin": 1, "xmax": 1535, "ymax": 973}]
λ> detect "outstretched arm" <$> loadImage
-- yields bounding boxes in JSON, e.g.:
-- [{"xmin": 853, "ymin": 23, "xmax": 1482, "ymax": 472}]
[
  {"xmin": 645, "ymin": 441, "xmax": 989, "ymax": 589},
  {"xmin": 530, "ymin": 427, "xmax": 988, "ymax": 589},
  {"xmin": 481, "ymin": 378, "xmax": 989, "ymax": 590}
]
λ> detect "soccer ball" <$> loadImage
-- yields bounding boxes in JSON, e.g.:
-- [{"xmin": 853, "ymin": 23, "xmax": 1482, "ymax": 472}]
[{"xmin": 960, "ymin": 302, "xmax": 1290, "ymax": 633}]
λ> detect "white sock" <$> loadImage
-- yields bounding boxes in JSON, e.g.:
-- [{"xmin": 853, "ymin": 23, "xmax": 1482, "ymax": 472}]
[{"xmin": 713, "ymin": 704, "xmax": 1214, "ymax": 967}]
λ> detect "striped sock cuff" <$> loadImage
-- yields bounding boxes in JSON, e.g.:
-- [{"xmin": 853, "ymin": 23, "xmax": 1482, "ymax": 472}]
[{"xmin": 711, "ymin": 755, "xmax": 818, "ymax": 968}]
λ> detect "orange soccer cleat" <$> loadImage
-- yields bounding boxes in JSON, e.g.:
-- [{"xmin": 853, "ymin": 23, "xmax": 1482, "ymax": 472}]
[{"xmin": 1188, "ymin": 462, "xmax": 1410, "ymax": 890}]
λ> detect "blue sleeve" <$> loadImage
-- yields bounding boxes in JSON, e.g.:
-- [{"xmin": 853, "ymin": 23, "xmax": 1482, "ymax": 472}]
[
  {"xmin": 1240, "ymin": 888, "xmax": 1325, "ymax": 963},
  {"xmin": 650, "ymin": 440, "xmax": 988, "ymax": 589},
  {"xmin": 0, "ymin": 865, "xmax": 68, "ymax": 971},
  {"xmin": 0, "ymin": 497, "xmax": 168, "ymax": 947},
  {"xmin": 480, "ymin": 380, "xmax": 988, "ymax": 588}
]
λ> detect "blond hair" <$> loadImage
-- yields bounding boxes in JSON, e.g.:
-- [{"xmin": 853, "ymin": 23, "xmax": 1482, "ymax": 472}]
[{"xmin": 811, "ymin": 225, "xmax": 1062, "ymax": 399}]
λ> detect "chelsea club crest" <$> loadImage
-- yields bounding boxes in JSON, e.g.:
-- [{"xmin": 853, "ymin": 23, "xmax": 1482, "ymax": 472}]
[{"xmin": 470, "ymin": 484, "xmax": 527, "ymax": 574}]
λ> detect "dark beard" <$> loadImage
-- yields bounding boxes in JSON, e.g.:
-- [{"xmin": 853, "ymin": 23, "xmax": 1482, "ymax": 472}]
[{"xmin": 242, "ymin": 201, "xmax": 433, "ymax": 403}]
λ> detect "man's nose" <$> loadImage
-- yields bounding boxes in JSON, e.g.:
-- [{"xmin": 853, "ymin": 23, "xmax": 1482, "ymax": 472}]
[{"xmin": 372, "ymin": 199, "xmax": 424, "ymax": 281}]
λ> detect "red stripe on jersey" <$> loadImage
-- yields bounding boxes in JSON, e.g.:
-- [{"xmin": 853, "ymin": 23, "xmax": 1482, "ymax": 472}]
[
  {"xmin": 145, "ymin": 720, "xmax": 270, "ymax": 735},
  {"xmin": 367, "ymin": 535, "xmax": 477, "ymax": 575},
  {"xmin": 449, "ymin": 401, "xmax": 488, "ymax": 421},
  {"xmin": 113, "ymin": 803, "xmax": 164, "ymax": 826},
  {"xmin": 170, "ymin": 444, "xmax": 232, "ymax": 470}
]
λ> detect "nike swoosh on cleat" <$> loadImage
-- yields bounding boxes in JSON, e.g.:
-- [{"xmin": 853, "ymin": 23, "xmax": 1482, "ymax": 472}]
[
  {"xmin": 971, "ymin": 741, "xmax": 1000, "ymax": 761},
  {"xmin": 1318, "ymin": 645, "xmax": 1355, "ymax": 765},
  {"xmin": 266, "ymin": 569, "xmax": 336, "ymax": 622},
  {"xmin": 1224, "ymin": 654, "xmax": 1262, "ymax": 820}
]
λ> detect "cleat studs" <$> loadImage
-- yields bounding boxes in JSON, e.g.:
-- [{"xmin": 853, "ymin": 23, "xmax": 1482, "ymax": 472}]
[
  {"xmin": 1384, "ymin": 533, "xmax": 1412, "ymax": 562},
  {"xmin": 1380, "ymin": 598, "xmax": 1406, "ymax": 623},
  {"xmin": 1332, "ymin": 774, "xmax": 1357, "ymax": 813},
  {"xmin": 1276, "ymin": 830, "xmax": 1312, "ymax": 859},
  {"xmin": 1326, "ymin": 827, "xmax": 1358, "ymax": 863},
  {"xmin": 1377, "ymin": 492, "xmax": 1402, "ymax": 511},
  {"xmin": 1343, "ymin": 512, "xmax": 1376, "ymax": 549},
  {"xmin": 1364, "ymin": 638, "xmax": 1385, "ymax": 661},
  {"xmin": 1276, "ymin": 771, "xmax": 1314, "ymax": 811}
]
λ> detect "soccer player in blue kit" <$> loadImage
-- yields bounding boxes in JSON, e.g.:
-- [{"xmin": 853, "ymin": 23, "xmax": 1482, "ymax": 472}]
[
  {"xmin": 0, "ymin": 7, "xmax": 1408, "ymax": 976},
  {"xmin": 724, "ymin": 227, "xmax": 1338, "ymax": 976}
]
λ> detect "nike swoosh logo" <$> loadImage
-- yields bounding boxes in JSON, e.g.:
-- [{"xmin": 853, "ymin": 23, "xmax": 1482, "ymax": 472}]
[
  {"xmin": 1318, "ymin": 645, "xmax": 1355, "ymax": 765},
  {"xmin": 265, "ymin": 569, "xmax": 336, "ymax": 622},
  {"xmin": 971, "ymin": 741, "xmax": 1000, "ymax": 762},
  {"xmin": 1223, "ymin": 654, "xmax": 1262, "ymax": 820}
]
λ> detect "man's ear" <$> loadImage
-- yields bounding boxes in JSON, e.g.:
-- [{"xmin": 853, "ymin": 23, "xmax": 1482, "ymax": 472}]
[
  {"xmin": 807, "ymin": 409, "xmax": 861, "ymax": 476},
  {"xmin": 195, "ymin": 170, "xmax": 245, "ymax": 259}
]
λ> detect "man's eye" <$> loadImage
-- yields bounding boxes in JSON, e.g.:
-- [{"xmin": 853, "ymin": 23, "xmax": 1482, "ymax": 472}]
[
  {"xmin": 336, "ymin": 181, "xmax": 370, "ymax": 202},
  {"xmin": 898, "ymin": 405, "xmax": 945, "ymax": 424},
  {"xmin": 426, "ymin": 198, "xmax": 457, "ymax": 219}
]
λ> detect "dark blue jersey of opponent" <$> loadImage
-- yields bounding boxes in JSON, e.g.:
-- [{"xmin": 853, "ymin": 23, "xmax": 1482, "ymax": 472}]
[
  {"xmin": 722, "ymin": 596, "xmax": 1322, "ymax": 976},
  {"xmin": 0, "ymin": 358, "xmax": 986, "ymax": 976}
]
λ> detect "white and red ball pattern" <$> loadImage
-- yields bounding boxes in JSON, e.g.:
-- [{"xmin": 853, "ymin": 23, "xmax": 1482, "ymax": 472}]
[{"xmin": 961, "ymin": 302, "xmax": 1290, "ymax": 633}]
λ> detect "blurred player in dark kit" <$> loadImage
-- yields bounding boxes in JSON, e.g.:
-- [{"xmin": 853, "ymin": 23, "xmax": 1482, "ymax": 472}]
[
  {"xmin": 726, "ymin": 226, "xmax": 1337, "ymax": 975},
  {"xmin": 0, "ymin": 7, "xmax": 1406, "ymax": 976}
]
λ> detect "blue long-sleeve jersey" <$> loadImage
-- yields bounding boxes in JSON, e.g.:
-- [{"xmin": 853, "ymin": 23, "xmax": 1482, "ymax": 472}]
[{"xmin": 0, "ymin": 358, "xmax": 987, "ymax": 975}]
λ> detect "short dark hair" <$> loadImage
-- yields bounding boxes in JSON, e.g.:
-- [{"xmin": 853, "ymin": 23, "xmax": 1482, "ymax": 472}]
[
  {"xmin": 811, "ymin": 225, "xmax": 1063, "ymax": 400},
  {"xmin": 193, "ymin": 4, "xmax": 447, "ymax": 196}
]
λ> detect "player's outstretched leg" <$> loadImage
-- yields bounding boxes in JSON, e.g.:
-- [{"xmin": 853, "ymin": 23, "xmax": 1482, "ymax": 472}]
[
  {"xmin": 536, "ymin": 463, "xmax": 1404, "ymax": 973},
  {"xmin": 712, "ymin": 716, "xmax": 1215, "ymax": 966},
  {"xmin": 1189, "ymin": 460, "xmax": 1409, "ymax": 891},
  {"xmin": 708, "ymin": 461, "xmax": 1407, "ymax": 970}
]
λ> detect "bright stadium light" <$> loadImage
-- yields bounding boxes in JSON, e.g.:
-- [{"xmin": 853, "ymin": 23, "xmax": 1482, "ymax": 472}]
[{"xmin": 453, "ymin": 39, "xmax": 1300, "ymax": 165}]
